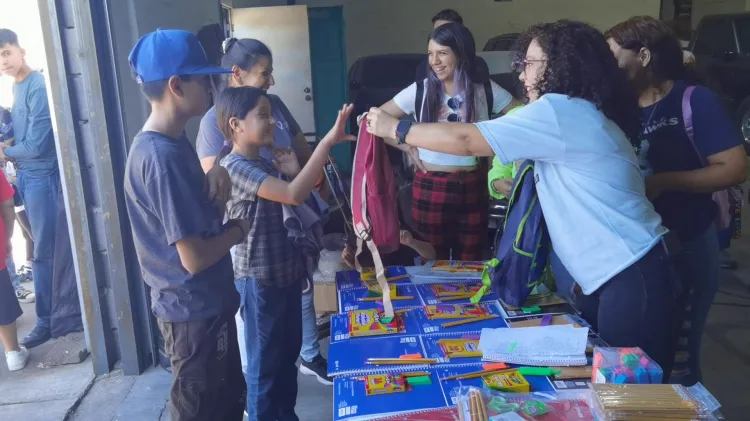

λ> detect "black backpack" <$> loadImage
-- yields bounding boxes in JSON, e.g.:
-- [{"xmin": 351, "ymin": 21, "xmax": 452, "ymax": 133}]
[{"xmin": 0, "ymin": 106, "xmax": 13, "ymax": 142}]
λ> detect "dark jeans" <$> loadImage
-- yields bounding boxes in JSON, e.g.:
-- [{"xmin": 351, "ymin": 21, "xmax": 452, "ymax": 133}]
[
  {"xmin": 16, "ymin": 171, "xmax": 60, "ymax": 329},
  {"xmin": 577, "ymin": 241, "xmax": 681, "ymax": 378},
  {"xmin": 158, "ymin": 312, "xmax": 246, "ymax": 421},
  {"xmin": 237, "ymin": 277, "xmax": 302, "ymax": 421},
  {"xmin": 670, "ymin": 225, "xmax": 719, "ymax": 386}
]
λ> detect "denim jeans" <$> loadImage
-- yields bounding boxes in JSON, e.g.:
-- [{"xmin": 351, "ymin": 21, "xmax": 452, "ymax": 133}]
[
  {"xmin": 17, "ymin": 171, "xmax": 60, "ymax": 329},
  {"xmin": 235, "ymin": 281, "xmax": 321, "ymax": 371},
  {"xmin": 6, "ymin": 253, "xmax": 20, "ymax": 292},
  {"xmin": 237, "ymin": 277, "xmax": 302, "ymax": 421},
  {"xmin": 576, "ymin": 242, "xmax": 680, "ymax": 378},
  {"xmin": 669, "ymin": 225, "xmax": 719, "ymax": 386},
  {"xmin": 300, "ymin": 281, "xmax": 321, "ymax": 362}
]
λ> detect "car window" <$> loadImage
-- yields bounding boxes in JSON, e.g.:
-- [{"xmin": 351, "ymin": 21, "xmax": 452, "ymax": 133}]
[
  {"xmin": 694, "ymin": 18, "xmax": 735, "ymax": 55},
  {"xmin": 735, "ymin": 17, "xmax": 750, "ymax": 53}
]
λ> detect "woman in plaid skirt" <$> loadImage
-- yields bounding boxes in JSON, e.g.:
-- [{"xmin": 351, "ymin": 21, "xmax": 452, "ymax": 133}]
[{"xmin": 378, "ymin": 23, "xmax": 520, "ymax": 260}]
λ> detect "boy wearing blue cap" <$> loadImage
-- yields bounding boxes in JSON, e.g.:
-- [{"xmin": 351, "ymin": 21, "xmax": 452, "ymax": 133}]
[{"xmin": 124, "ymin": 29, "xmax": 247, "ymax": 421}]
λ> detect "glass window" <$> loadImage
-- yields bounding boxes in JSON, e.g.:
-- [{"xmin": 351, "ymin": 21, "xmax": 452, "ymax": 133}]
[
  {"xmin": 694, "ymin": 18, "xmax": 735, "ymax": 56},
  {"xmin": 734, "ymin": 17, "xmax": 750, "ymax": 53}
]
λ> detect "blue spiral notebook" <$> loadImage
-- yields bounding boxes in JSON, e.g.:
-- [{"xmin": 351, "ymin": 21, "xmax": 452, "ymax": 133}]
[
  {"xmin": 415, "ymin": 281, "xmax": 498, "ymax": 306},
  {"xmin": 421, "ymin": 332, "xmax": 483, "ymax": 366},
  {"xmin": 336, "ymin": 266, "xmax": 410, "ymax": 290},
  {"xmin": 330, "ymin": 308, "xmax": 422, "ymax": 344},
  {"xmin": 412, "ymin": 303, "xmax": 507, "ymax": 335},
  {"xmin": 338, "ymin": 284, "xmax": 424, "ymax": 313},
  {"xmin": 436, "ymin": 365, "xmax": 554, "ymax": 407},
  {"xmin": 328, "ymin": 335, "xmax": 427, "ymax": 377},
  {"xmin": 333, "ymin": 370, "xmax": 448, "ymax": 421}
]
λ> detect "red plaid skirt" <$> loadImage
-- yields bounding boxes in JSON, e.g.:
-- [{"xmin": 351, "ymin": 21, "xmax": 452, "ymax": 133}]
[{"xmin": 411, "ymin": 169, "xmax": 489, "ymax": 260}]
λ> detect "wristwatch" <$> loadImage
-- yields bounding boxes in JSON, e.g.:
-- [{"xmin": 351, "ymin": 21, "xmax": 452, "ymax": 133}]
[{"xmin": 395, "ymin": 119, "xmax": 412, "ymax": 145}]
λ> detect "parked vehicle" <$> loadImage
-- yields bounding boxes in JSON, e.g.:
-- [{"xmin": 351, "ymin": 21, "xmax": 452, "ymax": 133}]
[
  {"xmin": 689, "ymin": 12, "xmax": 750, "ymax": 145},
  {"xmin": 483, "ymin": 33, "xmax": 520, "ymax": 52}
]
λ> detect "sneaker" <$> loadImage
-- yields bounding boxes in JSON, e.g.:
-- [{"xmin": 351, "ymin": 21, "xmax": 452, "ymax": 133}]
[
  {"xmin": 15, "ymin": 286, "xmax": 35, "ymax": 304},
  {"xmin": 6, "ymin": 346, "xmax": 29, "ymax": 371},
  {"xmin": 299, "ymin": 355, "xmax": 333, "ymax": 385},
  {"xmin": 21, "ymin": 325, "xmax": 51, "ymax": 349}
]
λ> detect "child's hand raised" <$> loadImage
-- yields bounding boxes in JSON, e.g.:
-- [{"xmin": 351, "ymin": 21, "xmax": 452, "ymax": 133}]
[
  {"xmin": 272, "ymin": 147, "xmax": 301, "ymax": 178},
  {"xmin": 322, "ymin": 104, "xmax": 356, "ymax": 147}
]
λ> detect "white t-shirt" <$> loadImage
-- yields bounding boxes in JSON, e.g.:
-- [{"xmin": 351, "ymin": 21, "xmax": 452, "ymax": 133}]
[
  {"xmin": 475, "ymin": 94, "xmax": 668, "ymax": 294},
  {"xmin": 394, "ymin": 79, "xmax": 512, "ymax": 166}
]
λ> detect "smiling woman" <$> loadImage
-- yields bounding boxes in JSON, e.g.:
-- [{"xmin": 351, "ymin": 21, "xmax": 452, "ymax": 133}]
[{"xmin": 377, "ymin": 22, "xmax": 519, "ymax": 261}]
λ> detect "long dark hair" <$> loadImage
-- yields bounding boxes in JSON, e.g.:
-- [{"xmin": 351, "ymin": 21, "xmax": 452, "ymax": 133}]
[
  {"xmin": 423, "ymin": 23, "xmax": 479, "ymax": 123},
  {"xmin": 514, "ymin": 20, "xmax": 642, "ymax": 144},
  {"xmin": 215, "ymin": 38, "xmax": 273, "ymax": 93},
  {"xmin": 605, "ymin": 16, "xmax": 704, "ymax": 89},
  {"xmin": 214, "ymin": 86, "xmax": 268, "ymax": 163}
]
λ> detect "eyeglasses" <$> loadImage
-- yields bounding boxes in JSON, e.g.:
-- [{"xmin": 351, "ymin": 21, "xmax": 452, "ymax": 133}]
[
  {"xmin": 511, "ymin": 57, "xmax": 547, "ymax": 73},
  {"xmin": 447, "ymin": 97, "xmax": 461, "ymax": 122}
]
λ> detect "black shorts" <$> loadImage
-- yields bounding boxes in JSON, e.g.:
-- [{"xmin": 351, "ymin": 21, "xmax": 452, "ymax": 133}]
[
  {"xmin": 10, "ymin": 183, "xmax": 21, "ymax": 208},
  {"xmin": 158, "ymin": 311, "xmax": 246, "ymax": 421},
  {"xmin": 0, "ymin": 268, "xmax": 22, "ymax": 325}
]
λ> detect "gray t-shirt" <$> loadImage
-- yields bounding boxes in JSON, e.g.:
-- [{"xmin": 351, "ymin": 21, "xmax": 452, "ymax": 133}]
[
  {"xmin": 196, "ymin": 94, "xmax": 302, "ymax": 161},
  {"xmin": 124, "ymin": 131, "xmax": 238, "ymax": 322}
]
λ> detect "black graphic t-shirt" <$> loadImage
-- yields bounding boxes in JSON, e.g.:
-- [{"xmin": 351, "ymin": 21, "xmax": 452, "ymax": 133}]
[{"xmin": 638, "ymin": 81, "xmax": 741, "ymax": 241}]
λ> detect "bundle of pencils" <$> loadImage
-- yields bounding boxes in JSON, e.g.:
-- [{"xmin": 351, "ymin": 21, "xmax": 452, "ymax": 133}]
[
  {"xmin": 457, "ymin": 388, "xmax": 487, "ymax": 421},
  {"xmin": 365, "ymin": 358, "xmax": 438, "ymax": 365},
  {"xmin": 592, "ymin": 384, "xmax": 705, "ymax": 420},
  {"xmin": 442, "ymin": 315, "xmax": 498, "ymax": 328}
]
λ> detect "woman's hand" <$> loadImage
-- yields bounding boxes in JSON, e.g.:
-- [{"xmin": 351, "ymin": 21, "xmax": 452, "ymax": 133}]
[
  {"xmin": 493, "ymin": 179, "xmax": 514, "ymax": 198},
  {"xmin": 365, "ymin": 108, "xmax": 399, "ymax": 140},
  {"xmin": 645, "ymin": 175, "xmax": 665, "ymax": 201},
  {"xmin": 342, "ymin": 244, "xmax": 356, "ymax": 269},
  {"xmin": 322, "ymin": 104, "xmax": 357, "ymax": 147},
  {"xmin": 399, "ymin": 230, "xmax": 414, "ymax": 247},
  {"xmin": 273, "ymin": 147, "xmax": 302, "ymax": 178}
]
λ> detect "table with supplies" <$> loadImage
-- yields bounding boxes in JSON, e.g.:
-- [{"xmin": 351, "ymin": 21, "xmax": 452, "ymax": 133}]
[{"xmin": 328, "ymin": 261, "xmax": 723, "ymax": 421}]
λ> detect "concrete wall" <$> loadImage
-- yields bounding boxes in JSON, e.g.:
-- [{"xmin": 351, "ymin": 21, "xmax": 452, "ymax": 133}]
[
  {"xmin": 233, "ymin": 0, "xmax": 660, "ymax": 66},
  {"xmin": 692, "ymin": 0, "xmax": 749, "ymax": 27},
  {"xmin": 108, "ymin": 0, "xmax": 222, "ymax": 143}
]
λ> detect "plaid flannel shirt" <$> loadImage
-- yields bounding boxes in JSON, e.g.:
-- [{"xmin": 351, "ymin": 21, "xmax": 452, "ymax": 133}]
[{"xmin": 221, "ymin": 153, "xmax": 304, "ymax": 287}]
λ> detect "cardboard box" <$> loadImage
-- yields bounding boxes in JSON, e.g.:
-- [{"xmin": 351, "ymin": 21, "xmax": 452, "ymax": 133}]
[{"xmin": 314, "ymin": 282, "xmax": 338, "ymax": 313}]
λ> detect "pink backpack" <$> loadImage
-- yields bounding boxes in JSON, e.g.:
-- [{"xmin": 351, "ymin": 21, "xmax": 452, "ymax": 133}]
[{"xmin": 351, "ymin": 114, "xmax": 400, "ymax": 317}]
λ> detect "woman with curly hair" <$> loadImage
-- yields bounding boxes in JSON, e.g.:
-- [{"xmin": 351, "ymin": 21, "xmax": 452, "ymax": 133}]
[
  {"xmin": 607, "ymin": 16, "xmax": 746, "ymax": 386},
  {"xmin": 366, "ymin": 20, "xmax": 679, "ymax": 375}
]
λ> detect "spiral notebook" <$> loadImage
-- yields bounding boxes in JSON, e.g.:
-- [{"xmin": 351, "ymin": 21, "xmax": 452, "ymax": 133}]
[
  {"xmin": 415, "ymin": 281, "xmax": 497, "ymax": 306},
  {"xmin": 413, "ymin": 303, "xmax": 507, "ymax": 335},
  {"xmin": 479, "ymin": 325, "xmax": 590, "ymax": 366},
  {"xmin": 339, "ymin": 284, "xmax": 424, "ymax": 313},
  {"xmin": 436, "ymin": 365, "xmax": 555, "ymax": 407},
  {"xmin": 336, "ymin": 266, "xmax": 410, "ymax": 290},
  {"xmin": 327, "ymin": 335, "xmax": 428, "ymax": 377},
  {"xmin": 333, "ymin": 370, "xmax": 448, "ymax": 421},
  {"xmin": 421, "ymin": 332, "xmax": 483, "ymax": 366}
]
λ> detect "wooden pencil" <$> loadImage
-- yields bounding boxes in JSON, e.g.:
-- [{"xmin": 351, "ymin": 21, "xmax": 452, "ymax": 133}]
[
  {"xmin": 357, "ymin": 296, "xmax": 414, "ymax": 302},
  {"xmin": 439, "ymin": 367, "xmax": 515, "ymax": 382},
  {"xmin": 365, "ymin": 358, "xmax": 437, "ymax": 365},
  {"xmin": 438, "ymin": 294, "xmax": 476, "ymax": 302},
  {"xmin": 442, "ymin": 315, "xmax": 498, "ymax": 328},
  {"xmin": 400, "ymin": 371, "xmax": 432, "ymax": 378}
]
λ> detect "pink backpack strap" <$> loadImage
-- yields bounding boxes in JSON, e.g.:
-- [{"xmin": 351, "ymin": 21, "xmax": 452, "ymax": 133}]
[
  {"xmin": 682, "ymin": 86, "xmax": 706, "ymax": 166},
  {"xmin": 351, "ymin": 115, "xmax": 394, "ymax": 318}
]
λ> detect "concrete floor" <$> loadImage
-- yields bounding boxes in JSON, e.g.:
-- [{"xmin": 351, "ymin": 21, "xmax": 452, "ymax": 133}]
[{"xmin": 1, "ymin": 225, "xmax": 749, "ymax": 420}]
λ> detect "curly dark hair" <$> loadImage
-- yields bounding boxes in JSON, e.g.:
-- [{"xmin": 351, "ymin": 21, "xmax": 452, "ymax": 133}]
[{"xmin": 513, "ymin": 20, "xmax": 641, "ymax": 144}]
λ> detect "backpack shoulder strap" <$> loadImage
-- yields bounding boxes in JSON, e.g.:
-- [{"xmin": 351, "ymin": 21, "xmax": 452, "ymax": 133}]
[
  {"xmin": 484, "ymin": 81, "xmax": 493, "ymax": 118},
  {"xmin": 415, "ymin": 80, "xmax": 425, "ymax": 122},
  {"xmin": 682, "ymin": 86, "xmax": 707, "ymax": 166}
]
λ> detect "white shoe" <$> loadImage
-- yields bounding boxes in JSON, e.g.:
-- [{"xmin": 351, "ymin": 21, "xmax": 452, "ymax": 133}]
[
  {"xmin": 6, "ymin": 346, "xmax": 29, "ymax": 371},
  {"xmin": 15, "ymin": 287, "xmax": 35, "ymax": 304}
]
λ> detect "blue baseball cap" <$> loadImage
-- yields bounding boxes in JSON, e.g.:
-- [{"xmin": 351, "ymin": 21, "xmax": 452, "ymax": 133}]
[{"xmin": 129, "ymin": 29, "xmax": 230, "ymax": 84}]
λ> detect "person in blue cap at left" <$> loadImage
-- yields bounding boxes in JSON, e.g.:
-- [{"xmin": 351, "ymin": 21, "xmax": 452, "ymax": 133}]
[{"xmin": 124, "ymin": 28, "xmax": 249, "ymax": 421}]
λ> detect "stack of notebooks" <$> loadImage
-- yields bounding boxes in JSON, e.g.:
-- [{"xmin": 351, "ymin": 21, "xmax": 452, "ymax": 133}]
[{"xmin": 478, "ymin": 325, "xmax": 590, "ymax": 366}]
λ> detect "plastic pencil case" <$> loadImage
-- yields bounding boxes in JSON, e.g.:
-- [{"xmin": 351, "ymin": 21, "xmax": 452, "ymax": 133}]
[{"xmin": 455, "ymin": 386, "xmax": 595, "ymax": 421}]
